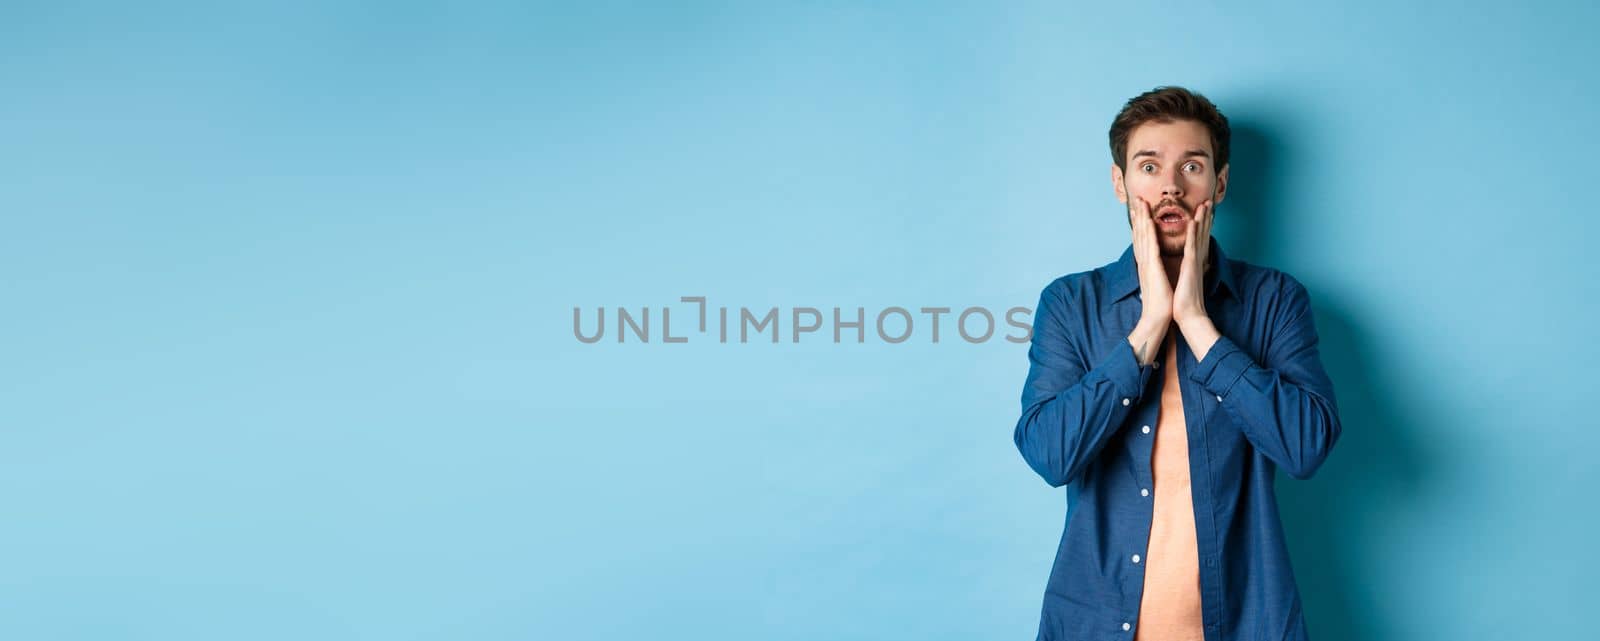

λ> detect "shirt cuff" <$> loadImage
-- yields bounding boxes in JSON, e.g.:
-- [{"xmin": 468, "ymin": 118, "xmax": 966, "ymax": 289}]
[
  {"xmin": 1091, "ymin": 335, "xmax": 1155, "ymax": 402},
  {"xmin": 1188, "ymin": 334, "xmax": 1252, "ymax": 398}
]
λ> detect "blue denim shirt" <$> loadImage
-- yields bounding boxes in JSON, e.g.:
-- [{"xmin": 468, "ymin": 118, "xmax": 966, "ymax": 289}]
[{"xmin": 1014, "ymin": 237, "xmax": 1341, "ymax": 641}]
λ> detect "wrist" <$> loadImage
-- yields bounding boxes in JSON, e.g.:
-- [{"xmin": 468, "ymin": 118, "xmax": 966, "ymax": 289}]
[
  {"xmin": 1128, "ymin": 317, "xmax": 1168, "ymax": 366},
  {"xmin": 1173, "ymin": 307, "xmax": 1207, "ymax": 327},
  {"xmin": 1137, "ymin": 308, "xmax": 1173, "ymax": 330},
  {"xmin": 1133, "ymin": 318, "xmax": 1169, "ymax": 343},
  {"xmin": 1177, "ymin": 315, "xmax": 1222, "ymax": 361}
]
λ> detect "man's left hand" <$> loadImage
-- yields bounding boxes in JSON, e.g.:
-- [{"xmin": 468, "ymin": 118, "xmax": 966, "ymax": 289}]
[{"xmin": 1174, "ymin": 198, "xmax": 1222, "ymax": 360}]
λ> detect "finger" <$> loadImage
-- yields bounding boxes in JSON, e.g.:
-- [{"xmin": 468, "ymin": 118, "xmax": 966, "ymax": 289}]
[
  {"xmin": 1129, "ymin": 201, "xmax": 1147, "ymax": 261},
  {"xmin": 1135, "ymin": 198, "xmax": 1152, "ymax": 239},
  {"xmin": 1184, "ymin": 215, "xmax": 1196, "ymax": 260}
]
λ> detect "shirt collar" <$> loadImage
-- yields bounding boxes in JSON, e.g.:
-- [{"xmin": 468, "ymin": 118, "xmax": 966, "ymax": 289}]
[{"xmin": 1107, "ymin": 235, "xmax": 1238, "ymax": 303}]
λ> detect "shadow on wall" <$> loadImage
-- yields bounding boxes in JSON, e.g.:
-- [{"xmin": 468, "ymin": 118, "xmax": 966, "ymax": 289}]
[{"xmin": 1221, "ymin": 120, "xmax": 1435, "ymax": 641}]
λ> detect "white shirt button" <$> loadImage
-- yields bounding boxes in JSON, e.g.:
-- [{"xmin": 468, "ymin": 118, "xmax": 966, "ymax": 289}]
[
  {"xmin": 1216, "ymin": 394, "xmax": 1223, "ymax": 402},
  {"xmin": 1122, "ymin": 622, "xmax": 1132, "ymax": 631},
  {"xmin": 1141, "ymin": 488, "xmax": 1150, "ymax": 497},
  {"xmin": 1141, "ymin": 425, "xmax": 1151, "ymax": 434},
  {"xmin": 1131, "ymin": 554, "xmax": 1141, "ymax": 564},
  {"xmin": 1122, "ymin": 398, "xmax": 1130, "ymax": 406}
]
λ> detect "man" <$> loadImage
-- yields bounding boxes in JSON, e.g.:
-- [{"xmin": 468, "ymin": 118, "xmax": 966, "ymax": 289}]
[{"xmin": 1013, "ymin": 86, "xmax": 1342, "ymax": 641}]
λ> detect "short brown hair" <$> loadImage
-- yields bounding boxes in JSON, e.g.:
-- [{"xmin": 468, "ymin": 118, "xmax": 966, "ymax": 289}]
[{"xmin": 1108, "ymin": 86, "xmax": 1231, "ymax": 173}]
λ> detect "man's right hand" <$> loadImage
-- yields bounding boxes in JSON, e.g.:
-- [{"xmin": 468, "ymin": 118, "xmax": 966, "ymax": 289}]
[{"xmin": 1127, "ymin": 196, "xmax": 1172, "ymax": 365}]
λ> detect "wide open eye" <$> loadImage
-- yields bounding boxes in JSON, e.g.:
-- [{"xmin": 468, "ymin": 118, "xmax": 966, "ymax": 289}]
[
  {"xmin": 1141, "ymin": 163, "xmax": 1156, "ymax": 173},
  {"xmin": 1184, "ymin": 161, "xmax": 1202, "ymax": 172}
]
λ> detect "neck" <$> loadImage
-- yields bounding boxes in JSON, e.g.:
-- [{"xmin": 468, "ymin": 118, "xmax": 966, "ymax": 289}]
[{"xmin": 1161, "ymin": 256, "xmax": 1183, "ymax": 284}]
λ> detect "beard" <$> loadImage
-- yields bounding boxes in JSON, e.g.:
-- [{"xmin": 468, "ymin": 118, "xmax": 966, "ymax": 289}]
[
  {"xmin": 1124, "ymin": 195, "xmax": 1208, "ymax": 257},
  {"xmin": 1159, "ymin": 235, "xmax": 1186, "ymax": 257},
  {"xmin": 1155, "ymin": 202, "xmax": 1189, "ymax": 257},
  {"xmin": 1123, "ymin": 195, "xmax": 1215, "ymax": 261}
]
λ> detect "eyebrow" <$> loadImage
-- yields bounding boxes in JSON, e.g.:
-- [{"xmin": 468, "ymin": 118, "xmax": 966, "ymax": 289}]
[{"xmin": 1131, "ymin": 149, "xmax": 1212, "ymax": 161}]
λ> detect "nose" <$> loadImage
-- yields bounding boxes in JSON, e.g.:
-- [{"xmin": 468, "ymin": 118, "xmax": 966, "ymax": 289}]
[{"xmin": 1161, "ymin": 171, "xmax": 1184, "ymax": 200}]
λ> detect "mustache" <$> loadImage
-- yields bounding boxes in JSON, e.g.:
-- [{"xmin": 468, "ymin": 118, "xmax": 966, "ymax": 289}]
[{"xmin": 1152, "ymin": 199, "xmax": 1191, "ymax": 216}]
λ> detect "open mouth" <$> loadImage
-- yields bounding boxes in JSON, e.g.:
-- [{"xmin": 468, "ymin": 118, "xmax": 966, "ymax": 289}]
[{"xmin": 1157, "ymin": 209, "xmax": 1186, "ymax": 224}]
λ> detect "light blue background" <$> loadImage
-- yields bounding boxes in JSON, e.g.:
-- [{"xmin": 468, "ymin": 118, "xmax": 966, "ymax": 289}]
[{"xmin": 3, "ymin": 2, "xmax": 1595, "ymax": 639}]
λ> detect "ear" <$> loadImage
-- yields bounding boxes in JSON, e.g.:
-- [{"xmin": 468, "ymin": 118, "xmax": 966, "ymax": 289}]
[
  {"xmin": 1214, "ymin": 163, "xmax": 1229, "ymax": 206},
  {"xmin": 1111, "ymin": 163, "xmax": 1127, "ymax": 204}
]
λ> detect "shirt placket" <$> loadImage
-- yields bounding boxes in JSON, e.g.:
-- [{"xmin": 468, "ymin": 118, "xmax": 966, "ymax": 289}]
[
  {"xmin": 1121, "ymin": 338, "xmax": 1164, "ymax": 637},
  {"xmin": 1175, "ymin": 329, "xmax": 1226, "ymax": 641}
]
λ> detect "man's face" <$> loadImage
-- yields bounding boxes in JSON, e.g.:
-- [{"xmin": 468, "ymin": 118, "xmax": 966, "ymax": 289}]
[{"xmin": 1112, "ymin": 119, "xmax": 1229, "ymax": 257}]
